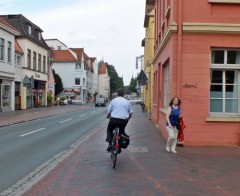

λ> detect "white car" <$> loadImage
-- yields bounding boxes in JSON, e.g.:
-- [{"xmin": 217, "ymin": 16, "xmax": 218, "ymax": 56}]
[
  {"xmin": 72, "ymin": 99, "xmax": 84, "ymax": 105},
  {"xmin": 129, "ymin": 97, "xmax": 142, "ymax": 104}
]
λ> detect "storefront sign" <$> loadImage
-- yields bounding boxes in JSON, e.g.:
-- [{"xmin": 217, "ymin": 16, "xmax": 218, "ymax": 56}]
[{"xmin": 48, "ymin": 84, "xmax": 54, "ymax": 89}]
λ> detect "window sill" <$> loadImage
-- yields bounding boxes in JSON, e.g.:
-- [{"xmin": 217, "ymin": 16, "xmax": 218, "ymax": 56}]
[
  {"xmin": 209, "ymin": 0, "xmax": 240, "ymax": 3},
  {"xmin": 206, "ymin": 116, "xmax": 240, "ymax": 122}
]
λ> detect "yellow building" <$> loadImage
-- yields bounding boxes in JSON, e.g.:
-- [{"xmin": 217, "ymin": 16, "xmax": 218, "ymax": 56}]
[{"xmin": 142, "ymin": 0, "xmax": 155, "ymax": 117}]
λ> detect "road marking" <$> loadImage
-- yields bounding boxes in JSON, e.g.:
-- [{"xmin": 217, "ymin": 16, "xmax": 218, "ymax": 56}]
[
  {"xmin": 6, "ymin": 120, "xmax": 108, "ymax": 196},
  {"xmin": 59, "ymin": 119, "xmax": 72, "ymax": 124},
  {"xmin": 80, "ymin": 114, "xmax": 87, "ymax": 117},
  {"xmin": 20, "ymin": 128, "xmax": 46, "ymax": 137}
]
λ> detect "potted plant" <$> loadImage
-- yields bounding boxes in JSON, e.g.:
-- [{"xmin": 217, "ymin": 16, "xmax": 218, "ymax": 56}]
[{"xmin": 47, "ymin": 94, "xmax": 54, "ymax": 107}]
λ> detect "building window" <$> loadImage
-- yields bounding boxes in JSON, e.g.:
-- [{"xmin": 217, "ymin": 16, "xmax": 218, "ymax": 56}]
[
  {"xmin": 75, "ymin": 63, "xmax": 80, "ymax": 69},
  {"xmin": 0, "ymin": 38, "xmax": 4, "ymax": 61},
  {"xmin": 28, "ymin": 25, "xmax": 32, "ymax": 35},
  {"xmin": 2, "ymin": 82, "xmax": 11, "ymax": 107},
  {"xmin": 210, "ymin": 49, "xmax": 240, "ymax": 114},
  {"xmin": 153, "ymin": 72, "xmax": 157, "ymax": 104},
  {"xmin": 15, "ymin": 55, "xmax": 21, "ymax": 66},
  {"xmin": 43, "ymin": 56, "xmax": 46, "ymax": 72},
  {"xmin": 38, "ymin": 54, "xmax": 41, "ymax": 71},
  {"xmin": 163, "ymin": 63, "xmax": 170, "ymax": 108},
  {"xmin": 7, "ymin": 41, "xmax": 11, "ymax": 63},
  {"xmin": 38, "ymin": 32, "xmax": 41, "ymax": 40},
  {"xmin": 75, "ymin": 78, "xmax": 80, "ymax": 85},
  {"xmin": 83, "ymin": 78, "xmax": 85, "ymax": 85},
  {"xmin": 57, "ymin": 46, "xmax": 61, "ymax": 50},
  {"xmin": 27, "ymin": 49, "xmax": 31, "ymax": 68},
  {"xmin": 33, "ymin": 52, "xmax": 36, "ymax": 70}
]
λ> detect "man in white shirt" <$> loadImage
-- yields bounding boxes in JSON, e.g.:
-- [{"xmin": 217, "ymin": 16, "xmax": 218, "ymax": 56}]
[{"xmin": 106, "ymin": 89, "xmax": 133, "ymax": 152}]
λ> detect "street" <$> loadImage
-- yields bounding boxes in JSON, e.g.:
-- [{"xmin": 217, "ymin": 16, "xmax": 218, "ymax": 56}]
[{"xmin": 0, "ymin": 107, "xmax": 107, "ymax": 192}]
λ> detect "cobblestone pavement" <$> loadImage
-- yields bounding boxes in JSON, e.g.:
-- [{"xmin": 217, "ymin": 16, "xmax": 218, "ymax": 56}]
[{"xmin": 0, "ymin": 104, "xmax": 240, "ymax": 196}]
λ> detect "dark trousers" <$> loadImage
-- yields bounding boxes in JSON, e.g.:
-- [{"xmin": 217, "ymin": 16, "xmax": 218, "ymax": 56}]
[{"xmin": 106, "ymin": 118, "xmax": 129, "ymax": 144}]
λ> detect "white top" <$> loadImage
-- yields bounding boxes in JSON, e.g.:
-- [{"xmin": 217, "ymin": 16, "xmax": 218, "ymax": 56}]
[{"xmin": 108, "ymin": 97, "xmax": 133, "ymax": 119}]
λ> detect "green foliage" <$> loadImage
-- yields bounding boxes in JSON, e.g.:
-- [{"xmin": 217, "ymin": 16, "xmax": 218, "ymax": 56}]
[
  {"xmin": 53, "ymin": 69, "xmax": 63, "ymax": 96},
  {"xmin": 128, "ymin": 76, "xmax": 138, "ymax": 94},
  {"xmin": 107, "ymin": 64, "xmax": 124, "ymax": 96},
  {"xmin": 59, "ymin": 96, "xmax": 67, "ymax": 101},
  {"xmin": 47, "ymin": 94, "xmax": 54, "ymax": 103}
]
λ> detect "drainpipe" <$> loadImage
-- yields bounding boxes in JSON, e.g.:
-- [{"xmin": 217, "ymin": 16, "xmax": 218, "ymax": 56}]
[{"xmin": 177, "ymin": 0, "xmax": 183, "ymax": 97}]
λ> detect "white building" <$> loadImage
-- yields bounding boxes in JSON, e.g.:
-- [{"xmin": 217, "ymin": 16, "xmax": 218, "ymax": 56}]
[
  {"xmin": 0, "ymin": 17, "xmax": 20, "ymax": 112},
  {"xmin": 15, "ymin": 40, "xmax": 24, "ymax": 110},
  {"xmin": 83, "ymin": 53, "xmax": 99, "ymax": 102},
  {"xmin": 91, "ymin": 57, "xmax": 99, "ymax": 101},
  {"xmin": 1, "ymin": 14, "xmax": 50, "ymax": 109},
  {"xmin": 98, "ymin": 62, "xmax": 110, "ymax": 99},
  {"xmin": 46, "ymin": 39, "xmax": 98, "ymax": 103},
  {"xmin": 49, "ymin": 47, "xmax": 87, "ymax": 102}
]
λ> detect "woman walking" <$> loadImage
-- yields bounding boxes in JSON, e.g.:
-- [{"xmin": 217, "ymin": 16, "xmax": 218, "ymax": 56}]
[{"xmin": 166, "ymin": 97, "xmax": 181, "ymax": 153}]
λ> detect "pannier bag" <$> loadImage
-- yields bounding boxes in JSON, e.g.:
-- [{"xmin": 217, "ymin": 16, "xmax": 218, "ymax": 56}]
[{"xmin": 120, "ymin": 133, "xmax": 130, "ymax": 149}]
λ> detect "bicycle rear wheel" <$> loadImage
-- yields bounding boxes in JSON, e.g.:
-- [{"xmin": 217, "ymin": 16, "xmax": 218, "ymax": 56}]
[{"xmin": 112, "ymin": 140, "xmax": 117, "ymax": 168}]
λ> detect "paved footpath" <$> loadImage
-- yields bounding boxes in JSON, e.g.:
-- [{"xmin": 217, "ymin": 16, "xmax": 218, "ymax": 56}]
[{"xmin": 1, "ymin": 105, "xmax": 240, "ymax": 196}]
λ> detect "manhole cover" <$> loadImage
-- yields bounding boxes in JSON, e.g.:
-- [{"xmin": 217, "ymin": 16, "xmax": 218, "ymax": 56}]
[{"xmin": 128, "ymin": 147, "xmax": 148, "ymax": 153}]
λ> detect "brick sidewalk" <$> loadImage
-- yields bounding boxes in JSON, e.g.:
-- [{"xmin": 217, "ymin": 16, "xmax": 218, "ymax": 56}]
[{"xmin": 18, "ymin": 105, "xmax": 240, "ymax": 196}]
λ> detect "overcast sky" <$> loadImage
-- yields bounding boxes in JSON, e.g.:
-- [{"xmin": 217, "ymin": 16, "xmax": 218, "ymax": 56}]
[{"xmin": 1, "ymin": 0, "xmax": 145, "ymax": 85}]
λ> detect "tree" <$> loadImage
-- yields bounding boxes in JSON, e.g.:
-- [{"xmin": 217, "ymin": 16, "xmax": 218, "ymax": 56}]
[
  {"xmin": 107, "ymin": 64, "xmax": 124, "ymax": 97},
  {"xmin": 53, "ymin": 69, "xmax": 63, "ymax": 96},
  {"xmin": 128, "ymin": 76, "xmax": 138, "ymax": 94}
]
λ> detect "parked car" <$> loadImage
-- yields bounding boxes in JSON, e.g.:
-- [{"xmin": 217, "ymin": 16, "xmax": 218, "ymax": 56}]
[
  {"xmin": 72, "ymin": 99, "xmax": 84, "ymax": 105},
  {"xmin": 129, "ymin": 97, "xmax": 142, "ymax": 104},
  {"xmin": 95, "ymin": 98, "xmax": 106, "ymax": 107}
]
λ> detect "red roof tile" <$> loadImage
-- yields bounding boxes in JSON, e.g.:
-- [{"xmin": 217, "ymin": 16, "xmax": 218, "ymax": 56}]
[
  {"xmin": 99, "ymin": 63, "xmax": 107, "ymax": 74},
  {"xmin": 90, "ymin": 57, "xmax": 96, "ymax": 62},
  {"xmin": 70, "ymin": 48, "xmax": 83, "ymax": 62},
  {"xmin": 15, "ymin": 40, "xmax": 23, "ymax": 53},
  {"xmin": 52, "ymin": 50, "xmax": 77, "ymax": 62},
  {"xmin": 0, "ymin": 16, "xmax": 19, "ymax": 34}
]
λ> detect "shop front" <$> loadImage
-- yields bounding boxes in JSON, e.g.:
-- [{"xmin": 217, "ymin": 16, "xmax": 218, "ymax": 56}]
[
  {"xmin": 15, "ymin": 82, "xmax": 21, "ymax": 110},
  {"xmin": 33, "ymin": 80, "xmax": 46, "ymax": 107},
  {"xmin": 22, "ymin": 71, "xmax": 48, "ymax": 109},
  {"xmin": 0, "ymin": 79, "xmax": 14, "ymax": 112}
]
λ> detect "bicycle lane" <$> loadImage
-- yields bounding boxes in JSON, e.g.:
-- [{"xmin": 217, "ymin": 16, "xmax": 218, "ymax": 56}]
[{"xmin": 20, "ymin": 106, "xmax": 240, "ymax": 195}]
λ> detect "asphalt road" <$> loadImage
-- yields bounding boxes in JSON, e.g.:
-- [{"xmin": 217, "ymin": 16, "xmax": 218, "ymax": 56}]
[{"xmin": 0, "ymin": 107, "xmax": 107, "ymax": 192}]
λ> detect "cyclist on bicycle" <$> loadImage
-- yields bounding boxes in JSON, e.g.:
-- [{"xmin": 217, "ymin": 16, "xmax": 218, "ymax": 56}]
[{"xmin": 106, "ymin": 88, "xmax": 133, "ymax": 152}]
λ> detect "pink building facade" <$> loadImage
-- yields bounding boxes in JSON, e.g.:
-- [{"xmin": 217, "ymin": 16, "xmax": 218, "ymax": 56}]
[{"xmin": 152, "ymin": 0, "xmax": 240, "ymax": 146}]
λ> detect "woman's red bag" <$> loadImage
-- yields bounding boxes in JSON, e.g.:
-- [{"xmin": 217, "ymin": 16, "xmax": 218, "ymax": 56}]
[{"xmin": 177, "ymin": 117, "xmax": 186, "ymax": 143}]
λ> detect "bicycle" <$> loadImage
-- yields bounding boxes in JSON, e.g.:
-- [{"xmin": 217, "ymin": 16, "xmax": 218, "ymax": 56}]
[
  {"xmin": 111, "ymin": 127, "xmax": 121, "ymax": 169},
  {"xmin": 140, "ymin": 102, "xmax": 147, "ymax": 112}
]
